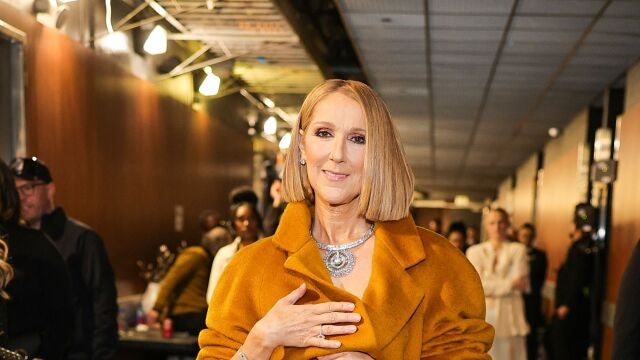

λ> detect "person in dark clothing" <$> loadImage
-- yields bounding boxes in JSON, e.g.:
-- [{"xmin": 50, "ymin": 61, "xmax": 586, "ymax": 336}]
[
  {"xmin": 263, "ymin": 178, "xmax": 285, "ymax": 237},
  {"xmin": 612, "ymin": 241, "xmax": 640, "ymax": 360},
  {"xmin": 518, "ymin": 223, "xmax": 548, "ymax": 360},
  {"xmin": 0, "ymin": 158, "xmax": 74, "ymax": 358},
  {"xmin": 447, "ymin": 221, "xmax": 467, "ymax": 253},
  {"xmin": 546, "ymin": 224, "xmax": 595, "ymax": 360},
  {"xmin": 10, "ymin": 157, "xmax": 118, "ymax": 360},
  {"xmin": 148, "ymin": 226, "xmax": 231, "ymax": 335}
]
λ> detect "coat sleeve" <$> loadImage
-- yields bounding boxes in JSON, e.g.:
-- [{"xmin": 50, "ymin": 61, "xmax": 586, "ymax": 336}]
[
  {"xmin": 558, "ymin": 241, "xmax": 592, "ymax": 309},
  {"xmin": 531, "ymin": 250, "xmax": 548, "ymax": 295},
  {"xmin": 154, "ymin": 249, "xmax": 200, "ymax": 312},
  {"xmin": 37, "ymin": 236, "xmax": 75, "ymax": 359},
  {"xmin": 421, "ymin": 244, "xmax": 494, "ymax": 359},
  {"xmin": 79, "ymin": 231, "xmax": 118, "ymax": 360},
  {"xmin": 612, "ymin": 242, "xmax": 640, "ymax": 360},
  {"xmin": 198, "ymin": 247, "xmax": 266, "ymax": 359}
]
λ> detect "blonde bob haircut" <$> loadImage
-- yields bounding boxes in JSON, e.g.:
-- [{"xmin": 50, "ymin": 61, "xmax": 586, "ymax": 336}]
[{"xmin": 282, "ymin": 79, "xmax": 414, "ymax": 221}]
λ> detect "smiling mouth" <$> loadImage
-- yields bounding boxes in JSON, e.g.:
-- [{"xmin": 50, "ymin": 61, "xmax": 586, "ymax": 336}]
[{"xmin": 322, "ymin": 170, "xmax": 348, "ymax": 181}]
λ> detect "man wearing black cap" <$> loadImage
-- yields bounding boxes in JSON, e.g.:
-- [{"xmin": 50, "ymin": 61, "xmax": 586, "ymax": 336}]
[{"xmin": 10, "ymin": 157, "xmax": 118, "ymax": 360}]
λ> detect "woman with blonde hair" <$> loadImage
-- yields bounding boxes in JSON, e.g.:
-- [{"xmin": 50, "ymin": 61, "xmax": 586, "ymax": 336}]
[
  {"xmin": 199, "ymin": 80, "xmax": 493, "ymax": 359},
  {"xmin": 467, "ymin": 208, "xmax": 529, "ymax": 359}
]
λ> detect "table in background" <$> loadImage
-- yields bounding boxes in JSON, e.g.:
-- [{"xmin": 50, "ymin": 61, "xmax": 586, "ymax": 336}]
[{"xmin": 118, "ymin": 329, "xmax": 198, "ymax": 360}]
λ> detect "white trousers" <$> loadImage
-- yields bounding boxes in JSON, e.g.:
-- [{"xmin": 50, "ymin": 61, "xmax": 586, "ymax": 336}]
[{"xmin": 489, "ymin": 335, "xmax": 527, "ymax": 360}]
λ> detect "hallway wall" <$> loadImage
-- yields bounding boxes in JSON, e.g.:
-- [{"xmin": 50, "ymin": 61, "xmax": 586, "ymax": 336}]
[
  {"xmin": 602, "ymin": 60, "xmax": 640, "ymax": 359},
  {"xmin": 513, "ymin": 153, "xmax": 538, "ymax": 228},
  {"xmin": 535, "ymin": 109, "xmax": 589, "ymax": 284},
  {"xmin": 0, "ymin": 3, "xmax": 254, "ymax": 295}
]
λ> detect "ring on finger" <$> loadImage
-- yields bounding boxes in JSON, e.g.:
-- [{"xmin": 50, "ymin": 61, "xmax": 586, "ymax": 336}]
[{"xmin": 316, "ymin": 324, "xmax": 326, "ymax": 339}]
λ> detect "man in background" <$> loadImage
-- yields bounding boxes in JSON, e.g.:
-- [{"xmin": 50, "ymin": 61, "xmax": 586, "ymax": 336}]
[
  {"xmin": 10, "ymin": 157, "xmax": 118, "ymax": 360},
  {"xmin": 518, "ymin": 223, "xmax": 548, "ymax": 360}
]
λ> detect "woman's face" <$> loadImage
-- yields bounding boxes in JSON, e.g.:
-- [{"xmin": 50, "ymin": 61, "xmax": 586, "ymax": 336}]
[
  {"xmin": 484, "ymin": 211, "xmax": 509, "ymax": 241},
  {"xmin": 300, "ymin": 92, "xmax": 366, "ymax": 207},
  {"xmin": 233, "ymin": 204, "xmax": 259, "ymax": 241}
]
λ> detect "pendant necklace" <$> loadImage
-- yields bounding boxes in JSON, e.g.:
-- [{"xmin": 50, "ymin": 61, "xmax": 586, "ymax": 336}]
[{"xmin": 311, "ymin": 223, "xmax": 375, "ymax": 278}]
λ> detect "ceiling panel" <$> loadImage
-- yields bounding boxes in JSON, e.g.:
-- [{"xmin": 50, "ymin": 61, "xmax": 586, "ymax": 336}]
[
  {"xmin": 347, "ymin": 13, "xmax": 424, "ymax": 27},
  {"xmin": 428, "ymin": 0, "xmax": 514, "ymax": 14},
  {"xmin": 335, "ymin": 0, "xmax": 640, "ymax": 201},
  {"xmin": 350, "ymin": 27, "xmax": 425, "ymax": 40},
  {"xmin": 518, "ymin": 0, "xmax": 604, "ymax": 15},
  {"xmin": 340, "ymin": 0, "xmax": 423, "ymax": 13}
]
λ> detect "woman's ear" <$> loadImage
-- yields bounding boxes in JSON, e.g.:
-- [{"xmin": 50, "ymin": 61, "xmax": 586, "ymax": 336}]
[{"xmin": 298, "ymin": 129, "xmax": 305, "ymax": 162}]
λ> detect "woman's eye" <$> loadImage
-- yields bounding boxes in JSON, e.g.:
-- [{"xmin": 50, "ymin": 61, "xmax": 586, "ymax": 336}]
[
  {"xmin": 350, "ymin": 135, "xmax": 366, "ymax": 144},
  {"xmin": 315, "ymin": 129, "xmax": 332, "ymax": 138}
]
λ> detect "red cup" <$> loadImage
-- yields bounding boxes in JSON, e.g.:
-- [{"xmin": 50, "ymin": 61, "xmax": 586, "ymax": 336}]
[{"xmin": 162, "ymin": 318, "xmax": 173, "ymax": 338}]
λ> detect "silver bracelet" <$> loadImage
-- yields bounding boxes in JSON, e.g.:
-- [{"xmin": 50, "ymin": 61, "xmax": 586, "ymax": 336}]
[{"xmin": 238, "ymin": 349, "xmax": 249, "ymax": 360}]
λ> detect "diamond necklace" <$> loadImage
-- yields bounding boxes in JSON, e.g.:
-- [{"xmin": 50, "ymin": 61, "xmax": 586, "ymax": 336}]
[{"xmin": 311, "ymin": 223, "xmax": 375, "ymax": 278}]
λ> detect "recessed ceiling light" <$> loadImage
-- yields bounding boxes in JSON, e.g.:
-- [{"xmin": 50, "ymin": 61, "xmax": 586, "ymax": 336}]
[{"xmin": 548, "ymin": 127, "xmax": 560, "ymax": 138}]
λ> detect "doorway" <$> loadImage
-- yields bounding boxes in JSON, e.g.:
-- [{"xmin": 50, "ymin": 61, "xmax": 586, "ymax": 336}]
[{"xmin": 0, "ymin": 20, "xmax": 26, "ymax": 162}]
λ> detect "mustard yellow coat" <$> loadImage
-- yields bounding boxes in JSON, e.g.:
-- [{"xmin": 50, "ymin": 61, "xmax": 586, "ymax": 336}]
[{"xmin": 198, "ymin": 202, "xmax": 494, "ymax": 359}]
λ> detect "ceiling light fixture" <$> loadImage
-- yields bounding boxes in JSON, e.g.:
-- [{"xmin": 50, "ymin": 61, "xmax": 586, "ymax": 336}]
[
  {"xmin": 206, "ymin": 0, "xmax": 215, "ymax": 10},
  {"xmin": 548, "ymin": 127, "xmax": 560, "ymax": 138},
  {"xmin": 97, "ymin": 31, "xmax": 129, "ymax": 53},
  {"xmin": 454, "ymin": 195, "xmax": 470, "ymax": 207},
  {"xmin": 143, "ymin": 25, "xmax": 167, "ymax": 55},
  {"xmin": 105, "ymin": 0, "xmax": 113, "ymax": 32},
  {"xmin": 198, "ymin": 66, "xmax": 220, "ymax": 96},
  {"xmin": 262, "ymin": 97, "xmax": 275, "ymax": 108},
  {"xmin": 264, "ymin": 116, "xmax": 277, "ymax": 135},
  {"xmin": 279, "ymin": 132, "xmax": 291, "ymax": 150}
]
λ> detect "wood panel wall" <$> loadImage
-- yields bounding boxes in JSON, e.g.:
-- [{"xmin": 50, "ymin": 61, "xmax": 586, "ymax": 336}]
[
  {"xmin": 495, "ymin": 176, "xmax": 513, "ymax": 214},
  {"xmin": 536, "ymin": 109, "xmax": 588, "ymax": 283},
  {"xmin": 513, "ymin": 153, "xmax": 538, "ymax": 227},
  {"xmin": 601, "ymin": 102, "xmax": 640, "ymax": 359},
  {"xmin": 0, "ymin": 3, "xmax": 254, "ymax": 296}
]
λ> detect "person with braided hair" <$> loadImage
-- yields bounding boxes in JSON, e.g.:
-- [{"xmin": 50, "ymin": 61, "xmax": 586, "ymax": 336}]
[{"xmin": 0, "ymin": 236, "xmax": 13, "ymax": 347}]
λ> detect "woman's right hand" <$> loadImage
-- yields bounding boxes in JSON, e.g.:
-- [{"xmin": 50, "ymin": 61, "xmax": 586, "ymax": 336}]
[{"xmin": 244, "ymin": 283, "xmax": 361, "ymax": 355}]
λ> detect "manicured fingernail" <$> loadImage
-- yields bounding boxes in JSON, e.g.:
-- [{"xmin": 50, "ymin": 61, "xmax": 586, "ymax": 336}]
[
  {"xmin": 349, "ymin": 325, "xmax": 357, "ymax": 332},
  {"xmin": 332, "ymin": 341, "xmax": 342, "ymax": 348},
  {"xmin": 347, "ymin": 303, "xmax": 355, "ymax": 310}
]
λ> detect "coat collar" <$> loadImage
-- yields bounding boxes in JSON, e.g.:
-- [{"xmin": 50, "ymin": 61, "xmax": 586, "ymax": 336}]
[{"xmin": 271, "ymin": 202, "xmax": 426, "ymax": 354}]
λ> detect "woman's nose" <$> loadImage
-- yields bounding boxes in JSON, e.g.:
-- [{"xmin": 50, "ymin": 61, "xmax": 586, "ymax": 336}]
[{"xmin": 329, "ymin": 137, "xmax": 346, "ymax": 162}]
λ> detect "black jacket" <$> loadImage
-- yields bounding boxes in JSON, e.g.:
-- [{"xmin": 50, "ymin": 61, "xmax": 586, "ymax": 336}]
[
  {"xmin": 3, "ymin": 222, "xmax": 74, "ymax": 359},
  {"xmin": 613, "ymin": 241, "xmax": 640, "ymax": 360},
  {"xmin": 555, "ymin": 236, "xmax": 594, "ymax": 335},
  {"xmin": 523, "ymin": 246, "xmax": 547, "ymax": 328},
  {"xmin": 41, "ymin": 208, "xmax": 118, "ymax": 360}
]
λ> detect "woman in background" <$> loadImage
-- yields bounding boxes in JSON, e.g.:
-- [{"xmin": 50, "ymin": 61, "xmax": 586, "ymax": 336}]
[
  {"xmin": 206, "ymin": 201, "xmax": 263, "ymax": 303},
  {"xmin": 148, "ymin": 226, "xmax": 231, "ymax": 335},
  {"xmin": 467, "ymin": 208, "xmax": 529, "ymax": 359}
]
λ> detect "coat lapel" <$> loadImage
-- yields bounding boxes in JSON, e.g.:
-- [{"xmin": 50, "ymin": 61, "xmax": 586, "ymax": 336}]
[
  {"xmin": 272, "ymin": 202, "xmax": 333, "ymax": 286},
  {"xmin": 271, "ymin": 202, "xmax": 427, "ymax": 354},
  {"xmin": 363, "ymin": 217, "xmax": 426, "ymax": 351}
]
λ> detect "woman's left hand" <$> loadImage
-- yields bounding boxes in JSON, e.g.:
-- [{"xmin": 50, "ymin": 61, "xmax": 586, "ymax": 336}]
[{"xmin": 317, "ymin": 352, "xmax": 374, "ymax": 360}]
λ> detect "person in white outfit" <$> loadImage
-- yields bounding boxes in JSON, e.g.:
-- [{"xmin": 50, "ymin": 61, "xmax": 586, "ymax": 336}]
[
  {"xmin": 467, "ymin": 208, "xmax": 529, "ymax": 360},
  {"xmin": 206, "ymin": 201, "xmax": 262, "ymax": 303}
]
